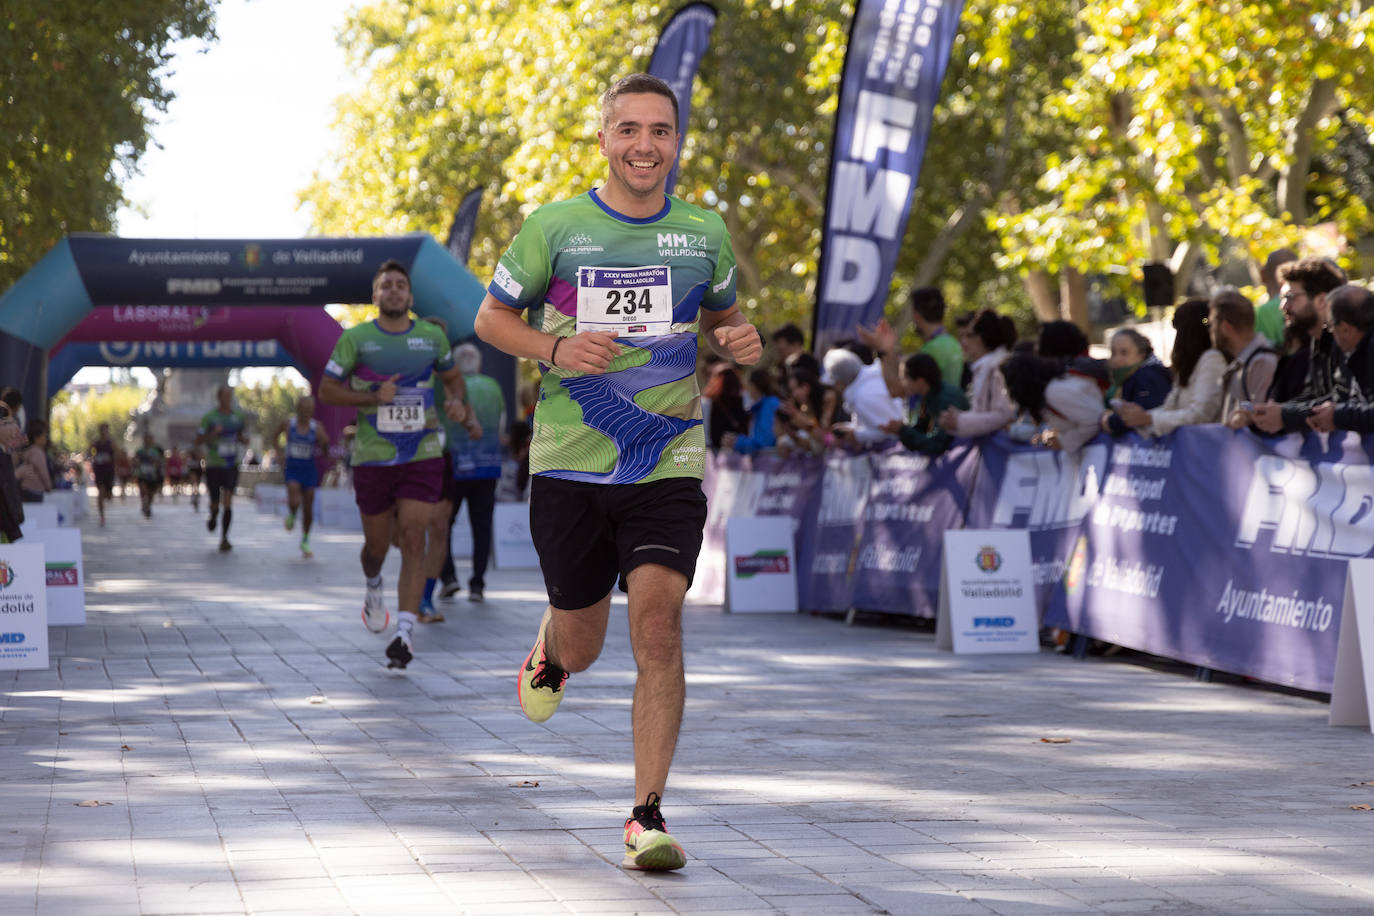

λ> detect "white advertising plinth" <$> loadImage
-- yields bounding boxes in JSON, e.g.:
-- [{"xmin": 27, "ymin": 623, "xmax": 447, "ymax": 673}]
[
  {"xmin": 726, "ymin": 516, "xmax": 798, "ymax": 613},
  {"xmin": 493, "ymin": 503, "xmax": 538, "ymax": 570},
  {"xmin": 20, "ymin": 503, "xmax": 59, "ymax": 530},
  {"xmin": 937, "ymin": 529, "xmax": 1038, "ymax": 653},
  {"xmin": 0, "ymin": 543, "xmax": 49, "ymax": 670},
  {"xmin": 16, "ymin": 527, "xmax": 86, "ymax": 626},
  {"xmin": 1329, "ymin": 560, "xmax": 1374, "ymax": 732},
  {"xmin": 45, "ymin": 489, "xmax": 86, "ymax": 525}
]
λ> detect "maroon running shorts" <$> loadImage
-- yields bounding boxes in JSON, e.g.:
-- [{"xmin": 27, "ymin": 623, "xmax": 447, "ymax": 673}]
[{"xmin": 352, "ymin": 457, "xmax": 445, "ymax": 517}]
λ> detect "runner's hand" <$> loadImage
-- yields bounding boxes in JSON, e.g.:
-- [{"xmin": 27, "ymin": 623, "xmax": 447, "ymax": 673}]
[
  {"xmin": 444, "ymin": 399, "xmax": 469, "ymax": 425},
  {"xmin": 714, "ymin": 323, "xmax": 763, "ymax": 365},
  {"xmin": 556, "ymin": 332, "xmax": 622, "ymax": 374},
  {"xmin": 376, "ymin": 374, "xmax": 399, "ymax": 405}
]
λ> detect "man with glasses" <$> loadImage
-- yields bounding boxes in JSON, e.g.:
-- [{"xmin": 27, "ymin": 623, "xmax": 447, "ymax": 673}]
[
  {"xmin": 1302, "ymin": 284, "xmax": 1374, "ymax": 435},
  {"xmin": 1249, "ymin": 257, "xmax": 1347, "ymax": 434}
]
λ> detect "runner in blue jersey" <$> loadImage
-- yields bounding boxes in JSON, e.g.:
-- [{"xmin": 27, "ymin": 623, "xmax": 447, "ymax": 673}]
[
  {"xmin": 475, "ymin": 74, "xmax": 762, "ymax": 870},
  {"xmin": 319, "ymin": 259, "xmax": 478, "ymax": 670},
  {"xmin": 274, "ymin": 395, "xmax": 330, "ymax": 559}
]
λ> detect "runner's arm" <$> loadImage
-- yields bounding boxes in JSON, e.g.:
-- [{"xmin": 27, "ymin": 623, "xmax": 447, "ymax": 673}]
[
  {"xmin": 699, "ymin": 304, "xmax": 763, "ymax": 366},
  {"xmin": 474, "ymin": 293, "xmax": 621, "ymax": 373},
  {"xmin": 318, "ymin": 375, "xmax": 385, "ymax": 408}
]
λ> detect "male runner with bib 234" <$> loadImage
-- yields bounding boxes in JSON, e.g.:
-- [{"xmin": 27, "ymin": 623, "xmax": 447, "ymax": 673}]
[
  {"xmin": 319, "ymin": 259, "xmax": 477, "ymax": 670},
  {"xmin": 475, "ymin": 73, "xmax": 762, "ymax": 871}
]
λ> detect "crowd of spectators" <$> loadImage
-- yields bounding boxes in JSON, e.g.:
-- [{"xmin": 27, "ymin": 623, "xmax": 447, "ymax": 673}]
[{"xmin": 700, "ymin": 255, "xmax": 1374, "ymax": 459}]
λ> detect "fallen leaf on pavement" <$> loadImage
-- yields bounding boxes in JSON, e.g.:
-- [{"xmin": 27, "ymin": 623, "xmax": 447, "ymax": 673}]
[
  {"xmin": 509, "ymin": 780, "xmax": 540, "ymax": 788},
  {"xmin": 1350, "ymin": 804, "xmax": 1372, "ymax": 811},
  {"xmin": 120, "ymin": 745, "xmax": 132, "ymax": 751},
  {"xmin": 74, "ymin": 801, "xmax": 111, "ymax": 807},
  {"xmin": 1039, "ymin": 737, "xmax": 1072, "ymax": 744}
]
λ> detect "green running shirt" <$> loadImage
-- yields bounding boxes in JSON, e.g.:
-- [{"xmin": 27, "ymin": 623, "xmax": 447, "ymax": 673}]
[
  {"xmin": 324, "ymin": 319, "xmax": 455, "ymax": 467},
  {"xmin": 488, "ymin": 190, "xmax": 737, "ymax": 484}
]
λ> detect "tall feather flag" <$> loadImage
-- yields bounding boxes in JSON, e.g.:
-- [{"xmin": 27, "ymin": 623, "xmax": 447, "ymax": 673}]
[
  {"xmin": 647, "ymin": 3, "xmax": 719, "ymax": 195},
  {"xmin": 445, "ymin": 188, "xmax": 484, "ymax": 267},
  {"xmin": 812, "ymin": 0, "xmax": 966, "ymax": 354}
]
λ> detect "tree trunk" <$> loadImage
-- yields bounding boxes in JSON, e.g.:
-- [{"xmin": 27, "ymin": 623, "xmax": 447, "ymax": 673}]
[
  {"xmin": 1277, "ymin": 77, "xmax": 1339, "ymax": 223},
  {"xmin": 1170, "ymin": 239, "xmax": 1206, "ymax": 298},
  {"xmin": 1060, "ymin": 268, "xmax": 1090, "ymax": 332},
  {"xmin": 1024, "ymin": 269, "xmax": 1061, "ymax": 323}
]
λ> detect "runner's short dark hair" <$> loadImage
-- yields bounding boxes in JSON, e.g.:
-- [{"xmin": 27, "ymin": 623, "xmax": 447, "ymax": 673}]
[
  {"xmin": 373, "ymin": 259, "xmax": 410, "ymax": 286},
  {"xmin": 601, "ymin": 73, "xmax": 679, "ymax": 131}
]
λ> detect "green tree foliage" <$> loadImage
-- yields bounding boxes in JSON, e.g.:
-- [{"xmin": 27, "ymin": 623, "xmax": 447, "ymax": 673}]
[
  {"xmin": 991, "ymin": 0, "xmax": 1374, "ymax": 310},
  {"xmin": 234, "ymin": 375, "xmax": 309, "ymax": 449},
  {"xmin": 0, "ymin": 2, "xmax": 216, "ymax": 288},
  {"xmin": 49, "ymin": 386, "xmax": 146, "ymax": 454},
  {"xmin": 303, "ymin": 0, "xmax": 1064, "ymax": 342},
  {"xmin": 894, "ymin": 0, "xmax": 1078, "ymax": 339}
]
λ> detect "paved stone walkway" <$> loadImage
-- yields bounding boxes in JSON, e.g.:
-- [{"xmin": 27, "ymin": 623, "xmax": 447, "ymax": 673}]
[{"xmin": 2, "ymin": 492, "xmax": 1374, "ymax": 915}]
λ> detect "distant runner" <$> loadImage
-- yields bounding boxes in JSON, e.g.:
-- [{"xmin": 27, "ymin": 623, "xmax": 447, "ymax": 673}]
[
  {"xmin": 195, "ymin": 385, "xmax": 250, "ymax": 552},
  {"xmin": 275, "ymin": 395, "xmax": 330, "ymax": 558}
]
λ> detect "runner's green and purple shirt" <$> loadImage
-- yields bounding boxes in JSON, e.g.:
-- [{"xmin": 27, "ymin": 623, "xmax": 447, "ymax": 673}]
[
  {"xmin": 488, "ymin": 189, "xmax": 737, "ymax": 483},
  {"xmin": 324, "ymin": 319, "xmax": 454, "ymax": 467}
]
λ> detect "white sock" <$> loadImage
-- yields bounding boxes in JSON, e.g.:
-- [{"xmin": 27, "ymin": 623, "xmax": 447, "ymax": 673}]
[
  {"xmin": 366, "ymin": 575, "xmax": 383, "ymax": 590},
  {"xmin": 396, "ymin": 611, "xmax": 417, "ymax": 644}
]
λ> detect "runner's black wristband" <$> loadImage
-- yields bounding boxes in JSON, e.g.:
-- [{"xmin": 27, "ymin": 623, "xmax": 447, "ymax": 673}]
[{"xmin": 550, "ymin": 336, "xmax": 563, "ymax": 368}]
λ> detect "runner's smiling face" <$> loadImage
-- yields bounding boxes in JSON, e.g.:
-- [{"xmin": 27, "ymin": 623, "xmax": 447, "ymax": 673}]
[
  {"xmin": 373, "ymin": 269, "xmax": 412, "ymax": 318},
  {"xmin": 598, "ymin": 92, "xmax": 679, "ymax": 206}
]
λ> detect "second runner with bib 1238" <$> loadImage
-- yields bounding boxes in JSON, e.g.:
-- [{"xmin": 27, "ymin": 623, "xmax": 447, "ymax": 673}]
[
  {"xmin": 377, "ymin": 390, "xmax": 427, "ymax": 434},
  {"xmin": 575, "ymin": 265, "xmax": 673, "ymax": 338}
]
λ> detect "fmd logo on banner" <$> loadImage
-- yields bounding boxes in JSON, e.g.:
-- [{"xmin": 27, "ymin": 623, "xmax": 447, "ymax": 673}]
[
  {"xmin": 0, "ymin": 544, "xmax": 49, "ymax": 670},
  {"xmin": 937, "ymin": 529, "xmax": 1037, "ymax": 653}
]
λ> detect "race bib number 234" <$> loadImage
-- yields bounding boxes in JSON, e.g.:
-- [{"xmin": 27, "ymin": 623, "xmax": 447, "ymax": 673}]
[{"xmin": 575, "ymin": 265, "xmax": 673, "ymax": 338}]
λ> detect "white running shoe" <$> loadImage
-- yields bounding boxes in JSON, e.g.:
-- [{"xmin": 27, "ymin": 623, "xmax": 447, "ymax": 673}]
[{"xmin": 362, "ymin": 580, "xmax": 389, "ymax": 633}]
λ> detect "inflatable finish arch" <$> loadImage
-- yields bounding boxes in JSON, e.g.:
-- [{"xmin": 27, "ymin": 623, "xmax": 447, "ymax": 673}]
[{"xmin": 0, "ymin": 234, "xmax": 488, "ymax": 422}]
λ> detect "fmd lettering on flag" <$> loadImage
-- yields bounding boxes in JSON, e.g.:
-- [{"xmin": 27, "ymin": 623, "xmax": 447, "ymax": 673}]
[
  {"xmin": 648, "ymin": 2, "xmax": 718, "ymax": 195},
  {"xmin": 814, "ymin": 0, "xmax": 965, "ymax": 353}
]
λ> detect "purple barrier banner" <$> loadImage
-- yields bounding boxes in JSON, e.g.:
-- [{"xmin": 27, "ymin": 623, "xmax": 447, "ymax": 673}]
[
  {"xmin": 965, "ymin": 433, "xmax": 1110, "ymax": 612},
  {"xmin": 696, "ymin": 450, "xmax": 825, "ymax": 607},
  {"xmin": 697, "ymin": 450, "xmax": 744, "ymax": 605},
  {"xmin": 1048, "ymin": 427, "xmax": 1370, "ymax": 693},
  {"xmin": 850, "ymin": 444, "xmax": 978, "ymax": 617},
  {"xmin": 803, "ymin": 454, "xmax": 872, "ymax": 611}
]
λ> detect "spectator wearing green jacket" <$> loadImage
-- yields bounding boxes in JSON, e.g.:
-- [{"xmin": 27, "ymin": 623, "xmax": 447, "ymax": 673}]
[{"xmin": 881, "ymin": 353, "xmax": 969, "ymax": 456}]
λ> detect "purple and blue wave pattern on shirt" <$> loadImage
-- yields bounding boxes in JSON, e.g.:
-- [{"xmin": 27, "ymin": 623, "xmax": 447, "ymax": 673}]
[{"xmin": 554, "ymin": 335, "xmax": 700, "ymax": 484}]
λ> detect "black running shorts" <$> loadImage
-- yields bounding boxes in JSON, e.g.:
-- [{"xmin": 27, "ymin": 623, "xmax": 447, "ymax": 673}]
[
  {"xmin": 205, "ymin": 465, "xmax": 239, "ymax": 502},
  {"xmin": 530, "ymin": 475, "xmax": 708, "ymax": 610}
]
